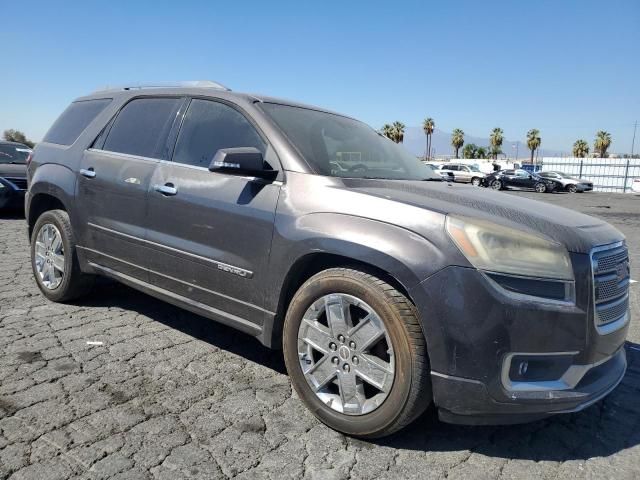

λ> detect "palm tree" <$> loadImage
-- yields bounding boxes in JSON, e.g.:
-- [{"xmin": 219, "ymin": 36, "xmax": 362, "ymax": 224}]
[
  {"xmin": 381, "ymin": 124, "xmax": 394, "ymax": 141},
  {"xmin": 476, "ymin": 146, "xmax": 488, "ymax": 159},
  {"xmin": 451, "ymin": 129, "xmax": 464, "ymax": 158},
  {"xmin": 594, "ymin": 131, "xmax": 612, "ymax": 158},
  {"xmin": 572, "ymin": 139, "xmax": 589, "ymax": 158},
  {"xmin": 489, "ymin": 128, "xmax": 504, "ymax": 160},
  {"xmin": 462, "ymin": 143, "xmax": 478, "ymax": 159},
  {"xmin": 391, "ymin": 121, "xmax": 405, "ymax": 143},
  {"xmin": 422, "ymin": 117, "xmax": 435, "ymax": 159},
  {"xmin": 526, "ymin": 129, "xmax": 541, "ymax": 163}
]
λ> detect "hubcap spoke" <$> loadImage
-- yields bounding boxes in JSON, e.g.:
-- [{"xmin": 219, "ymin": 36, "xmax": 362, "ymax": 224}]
[
  {"xmin": 299, "ymin": 319, "xmax": 332, "ymax": 353},
  {"xmin": 355, "ymin": 353, "xmax": 394, "ymax": 392},
  {"xmin": 304, "ymin": 354, "xmax": 338, "ymax": 391},
  {"xmin": 52, "ymin": 254, "xmax": 65, "ymax": 273},
  {"xmin": 324, "ymin": 294, "xmax": 350, "ymax": 337},
  {"xmin": 338, "ymin": 370, "xmax": 362, "ymax": 414},
  {"xmin": 348, "ymin": 314, "xmax": 384, "ymax": 351}
]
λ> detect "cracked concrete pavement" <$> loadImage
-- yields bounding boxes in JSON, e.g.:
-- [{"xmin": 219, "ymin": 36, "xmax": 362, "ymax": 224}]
[{"xmin": 1, "ymin": 190, "xmax": 639, "ymax": 479}]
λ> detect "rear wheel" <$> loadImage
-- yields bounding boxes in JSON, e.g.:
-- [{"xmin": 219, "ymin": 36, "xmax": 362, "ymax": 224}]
[
  {"xmin": 283, "ymin": 268, "xmax": 431, "ymax": 438},
  {"xmin": 31, "ymin": 210, "xmax": 94, "ymax": 302},
  {"xmin": 471, "ymin": 177, "xmax": 482, "ymax": 187},
  {"xmin": 534, "ymin": 182, "xmax": 547, "ymax": 193}
]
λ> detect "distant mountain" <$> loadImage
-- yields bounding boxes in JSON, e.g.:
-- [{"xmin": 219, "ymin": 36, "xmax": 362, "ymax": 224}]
[{"xmin": 401, "ymin": 127, "xmax": 563, "ymax": 160}]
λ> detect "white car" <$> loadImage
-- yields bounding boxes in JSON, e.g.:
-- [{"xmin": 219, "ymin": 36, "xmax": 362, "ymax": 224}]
[
  {"xmin": 423, "ymin": 163, "xmax": 454, "ymax": 181},
  {"xmin": 631, "ymin": 178, "xmax": 640, "ymax": 193}
]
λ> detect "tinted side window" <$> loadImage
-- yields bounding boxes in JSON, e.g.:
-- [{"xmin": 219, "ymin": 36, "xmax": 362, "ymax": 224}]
[
  {"xmin": 43, "ymin": 99, "xmax": 111, "ymax": 146},
  {"xmin": 172, "ymin": 99, "xmax": 265, "ymax": 169},
  {"xmin": 103, "ymin": 98, "xmax": 182, "ymax": 159}
]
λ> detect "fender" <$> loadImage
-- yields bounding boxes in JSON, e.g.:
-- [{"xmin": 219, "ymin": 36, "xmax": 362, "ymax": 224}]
[
  {"xmin": 265, "ymin": 212, "xmax": 450, "ymax": 314},
  {"xmin": 27, "ymin": 163, "xmax": 78, "ymax": 226}
]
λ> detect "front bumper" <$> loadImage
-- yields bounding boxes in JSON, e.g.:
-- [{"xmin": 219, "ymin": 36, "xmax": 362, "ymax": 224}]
[{"xmin": 409, "ymin": 259, "xmax": 629, "ymax": 425}]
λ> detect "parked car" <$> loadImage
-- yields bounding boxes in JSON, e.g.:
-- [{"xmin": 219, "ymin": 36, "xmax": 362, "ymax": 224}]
[
  {"xmin": 0, "ymin": 141, "xmax": 31, "ymax": 210},
  {"xmin": 438, "ymin": 163, "xmax": 486, "ymax": 186},
  {"xmin": 423, "ymin": 162, "xmax": 454, "ymax": 181},
  {"xmin": 632, "ymin": 178, "xmax": 640, "ymax": 193},
  {"xmin": 27, "ymin": 82, "xmax": 629, "ymax": 438},
  {"xmin": 485, "ymin": 169, "xmax": 561, "ymax": 193},
  {"xmin": 538, "ymin": 171, "xmax": 594, "ymax": 193}
]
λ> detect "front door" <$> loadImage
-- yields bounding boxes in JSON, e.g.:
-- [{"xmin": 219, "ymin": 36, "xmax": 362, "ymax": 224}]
[
  {"xmin": 75, "ymin": 96, "xmax": 184, "ymax": 280},
  {"xmin": 145, "ymin": 98, "xmax": 281, "ymax": 329}
]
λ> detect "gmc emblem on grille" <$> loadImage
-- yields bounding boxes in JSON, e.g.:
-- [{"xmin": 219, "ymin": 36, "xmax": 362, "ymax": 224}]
[{"xmin": 616, "ymin": 261, "xmax": 628, "ymax": 282}]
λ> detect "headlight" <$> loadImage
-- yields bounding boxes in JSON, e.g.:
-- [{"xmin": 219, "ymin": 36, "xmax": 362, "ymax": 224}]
[{"xmin": 446, "ymin": 216, "xmax": 573, "ymax": 280}]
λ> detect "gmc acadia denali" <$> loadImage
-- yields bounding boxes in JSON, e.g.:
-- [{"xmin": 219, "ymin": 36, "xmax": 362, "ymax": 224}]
[{"xmin": 26, "ymin": 82, "xmax": 630, "ymax": 438}]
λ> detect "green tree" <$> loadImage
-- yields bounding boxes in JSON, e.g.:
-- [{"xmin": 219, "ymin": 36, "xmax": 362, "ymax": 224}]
[
  {"xmin": 391, "ymin": 121, "xmax": 405, "ymax": 143},
  {"xmin": 476, "ymin": 146, "xmax": 488, "ymax": 159},
  {"xmin": 489, "ymin": 128, "xmax": 504, "ymax": 160},
  {"xmin": 462, "ymin": 143, "xmax": 478, "ymax": 159},
  {"xmin": 594, "ymin": 131, "xmax": 612, "ymax": 158},
  {"xmin": 488, "ymin": 146, "xmax": 503, "ymax": 158},
  {"xmin": 3, "ymin": 129, "xmax": 35, "ymax": 148},
  {"xmin": 381, "ymin": 124, "xmax": 394, "ymax": 141},
  {"xmin": 451, "ymin": 129, "xmax": 464, "ymax": 158},
  {"xmin": 572, "ymin": 139, "xmax": 589, "ymax": 158},
  {"xmin": 526, "ymin": 129, "xmax": 541, "ymax": 163},
  {"xmin": 422, "ymin": 117, "xmax": 435, "ymax": 159}
]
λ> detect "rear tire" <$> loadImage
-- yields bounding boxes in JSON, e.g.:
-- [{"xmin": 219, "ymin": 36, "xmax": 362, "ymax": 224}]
[
  {"xmin": 471, "ymin": 177, "xmax": 482, "ymax": 187},
  {"xmin": 30, "ymin": 209, "xmax": 95, "ymax": 302},
  {"xmin": 283, "ymin": 268, "xmax": 431, "ymax": 438}
]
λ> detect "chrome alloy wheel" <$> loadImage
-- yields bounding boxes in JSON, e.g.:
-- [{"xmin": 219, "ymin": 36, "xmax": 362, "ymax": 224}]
[
  {"xmin": 34, "ymin": 223, "xmax": 65, "ymax": 290},
  {"xmin": 297, "ymin": 293, "xmax": 395, "ymax": 415}
]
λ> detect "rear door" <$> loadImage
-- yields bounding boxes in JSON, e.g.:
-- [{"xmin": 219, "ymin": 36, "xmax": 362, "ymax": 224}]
[
  {"xmin": 144, "ymin": 98, "xmax": 281, "ymax": 329},
  {"xmin": 76, "ymin": 97, "xmax": 184, "ymax": 280}
]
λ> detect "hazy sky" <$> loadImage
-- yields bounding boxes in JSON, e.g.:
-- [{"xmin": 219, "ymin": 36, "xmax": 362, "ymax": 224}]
[{"xmin": 1, "ymin": 0, "xmax": 638, "ymax": 152}]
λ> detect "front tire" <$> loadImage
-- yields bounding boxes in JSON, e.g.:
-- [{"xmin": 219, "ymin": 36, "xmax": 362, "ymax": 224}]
[
  {"xmin": 534, "ymin": 182, "xmax": 547, "ymax": 193},
  {"xmin": 491, "ymin": 180, "xmax": 503, "ymax": 190},
  {"xmin": 471, "ymin": 177, "xmax": 482, "ymax": 187},
  {"xmin": 566, "ymin": 184, "xmax": 578, "ymax": 193},
  {"xmin": 31, "ymin": 209, "xmax": 94, "ymax": 302},
  {"xmin": 283, "ymin": 268, "xmax": 431, "ymax": 438}
]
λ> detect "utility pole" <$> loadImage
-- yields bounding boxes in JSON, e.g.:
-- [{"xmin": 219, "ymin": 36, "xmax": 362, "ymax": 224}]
[{"xmin": 632, "ymin": 120, "xmax": 637, "ymax": 158}]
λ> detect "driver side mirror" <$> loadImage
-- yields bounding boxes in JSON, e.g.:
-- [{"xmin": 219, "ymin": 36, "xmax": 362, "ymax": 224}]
[{"xmin": 209, "ymin": 147, "xmax": 278, "ymax": 180}]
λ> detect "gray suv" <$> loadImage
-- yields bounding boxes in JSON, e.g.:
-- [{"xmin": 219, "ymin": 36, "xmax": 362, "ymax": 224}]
[{"xmin": 26, "ymin": 82, "xmax": 630, "ymax": 438}]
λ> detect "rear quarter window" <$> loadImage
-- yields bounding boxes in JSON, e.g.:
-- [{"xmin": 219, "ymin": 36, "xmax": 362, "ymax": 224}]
[{"xmin": 43, "ymin": 99, "xmax": 112, "ymax": 146}]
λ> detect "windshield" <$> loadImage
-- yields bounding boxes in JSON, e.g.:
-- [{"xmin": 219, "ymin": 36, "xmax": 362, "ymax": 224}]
[
  {"xmin": 467, "ymin": 165, "xmax": 481, "ymax": 172},
  {"xmin": 0, "ymin": 144, "xmax": 30, "ymax": 164},
  {"xmin": 259, "ymin": 103, "xmax": 441, "ymax": 181}
]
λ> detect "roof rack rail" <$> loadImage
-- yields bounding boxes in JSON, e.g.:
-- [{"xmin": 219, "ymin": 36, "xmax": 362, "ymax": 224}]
[{"xmin": 92, "ymin": 80, "xmax": 230, "ymax": 94}]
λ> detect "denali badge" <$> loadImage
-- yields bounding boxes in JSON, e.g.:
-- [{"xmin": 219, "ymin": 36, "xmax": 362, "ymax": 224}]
[{"xmin": 217, "ymin": 263, "xmax": 253, "ymax": 279}]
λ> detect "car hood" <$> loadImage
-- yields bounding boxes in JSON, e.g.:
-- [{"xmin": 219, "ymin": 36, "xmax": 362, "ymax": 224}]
[
  {"xmin": 340, "ymin": 179, "xmax": 623, "ymax": 254},
  {"xmin": 0, "ymin": 163, "xmax": 27, "ymax": 179}
]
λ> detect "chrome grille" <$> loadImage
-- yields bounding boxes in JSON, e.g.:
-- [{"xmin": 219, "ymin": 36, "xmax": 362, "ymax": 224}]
[
  {"xmin": 591, "ymin": 243, "xmax": 630, "ymax": 332},
  {"xmin": 596, "ymin": 296, "xmax": 629, "ymax": 326}
]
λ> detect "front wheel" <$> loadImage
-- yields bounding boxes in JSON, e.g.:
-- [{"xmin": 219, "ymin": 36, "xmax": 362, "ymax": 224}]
[
  {"xmin": 566, "ymin": 184, "xmax": 578, "ymax": 193},
  {"xmin": 471, "ymin": 177, "xmax": 482, "ymax": 187},
  {"xmin": 534, "ymin": 182, "xmax": 547, "ymax": 193},
  {"xmin": 283, "ymin": 268, "xmax": 431, "ymax": 438},
  {"xmin": 491, "ymin": 179, "xmax": 503, "ymax": 190}
]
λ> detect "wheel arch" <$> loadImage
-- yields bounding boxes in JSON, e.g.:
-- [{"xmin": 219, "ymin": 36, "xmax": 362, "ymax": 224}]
[{"xmin": 27, "ymin": 164, "xmax": 76, "ymax": 238}]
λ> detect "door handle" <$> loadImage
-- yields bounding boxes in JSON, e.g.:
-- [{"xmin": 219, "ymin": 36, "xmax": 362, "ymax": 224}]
[
  {"xmin": 80, "ymin": 168, "xmax": 96, "ymax": 178},
  {"xmin": 154, "ymin": 183, "xmax": 178, "ymax": 196}
]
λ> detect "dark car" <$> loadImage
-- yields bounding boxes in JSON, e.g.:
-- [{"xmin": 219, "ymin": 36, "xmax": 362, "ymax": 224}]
[
  {"xmin": 26, "ymin": 82, "xmax": 630, "ymax": 438},
  {"xmin": 0, "ymin": 141, "xmax": 31, "ymax": 210},
  {"xmin": 485, "ymin": 168, "xmax": 560, "ymax": 193}
]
